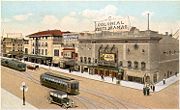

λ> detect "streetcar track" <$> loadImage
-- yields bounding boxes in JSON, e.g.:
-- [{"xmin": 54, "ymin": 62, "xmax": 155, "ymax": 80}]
[
  {"xmin": 74, "ymin": 96, "xmax": 100, "ymax": 109},
  {"xmin": 81, "ymin": 88, "xmax": 128, "ymax": 109}
]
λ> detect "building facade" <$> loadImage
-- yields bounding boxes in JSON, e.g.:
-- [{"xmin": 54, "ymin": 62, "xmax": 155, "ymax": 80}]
[
  {"xmin": 25, "ymin": 30, "xmax": 69, "ymax": 66},
  {"xmin": 60, "ymin": 33, "xmax": 79, "ymax": 69},
  {"xmin": 77, "ymin": 27, "xmax": 179, "ymax": 84},
  {"xmin": 2, "ymin": 37, "xmax": 24, "ymax": 59}
]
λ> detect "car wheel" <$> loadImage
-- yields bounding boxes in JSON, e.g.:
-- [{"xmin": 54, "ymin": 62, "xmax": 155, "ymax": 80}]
[
  {"xmin": 47, "ymin": 97, "xmax": 52, "ymax": 104},
  {"xmin": 62, "ymin": 104, "xmax": 67, "ymax": 109}
]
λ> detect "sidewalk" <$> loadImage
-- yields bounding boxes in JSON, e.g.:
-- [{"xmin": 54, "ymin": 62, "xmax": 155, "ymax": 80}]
[
  {"xmin": 24, "ymin": 60, "xmax": 179, "ymax": 92},
  {"xmin": 1, "ymin": 88, "xmax": 38, "ymax": 110}
]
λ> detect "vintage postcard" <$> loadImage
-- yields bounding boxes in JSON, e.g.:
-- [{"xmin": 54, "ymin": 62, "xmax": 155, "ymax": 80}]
[{"xmin": 1, "ymin": 0, "xmax": 179, "ymax": 109}]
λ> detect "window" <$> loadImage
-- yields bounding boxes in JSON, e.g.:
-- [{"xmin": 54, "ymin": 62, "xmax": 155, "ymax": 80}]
[
  {"xmin": 141, "ymin": 62, "xmax": 146, "ymax": 70},
  {"xmin": 45, "ymin": 42, "xmax": 48, "ymax": 47},
  {"xmin": 54, "ymin": 49, "xmax": 59, "ymax": 56},
  {"xmin": 80, "ymin": 57, "xmax": 83, "ymax": 62},
  {"xmin": 42, "ymin": 42, "xmax": 44, "ymax": 46},
  {"xmin": 88, "ymin": 57, "xmax": 91, "ymax": 63},
  {"xmin": 42, "ymin": 49, "xmax": 44, "ymax": 55},
  {"xmin": 32, "ymin": 42, "xmax": 34, "ymax": 46},
  {"xmin": 38, "ymin": 49, "xmax": 40, "ymax": 54},
  {"xmin": 95, "ymin": 59, "xmax": 97, "ymax": 63},
  {"xmin": 45, "ymin": 49, "xmax": 47, "ymax": 55},
  {"xmin": 119, "ymin": 61, "xmax": 123, "ymax": 67},
  {"xmin": 134, "ymin": 61, "xmax": 138, "ymax": 69},
  {"xmin": 84, "ymin": 57, "xmax": 87, "ymax": 63},
  {"xmin": 32, "ymin": 48, "xmax": 34, "ymax": 54},
  {"xmin": 127, "ymin": 61, "xmax": 132, "ymax": 68},
  {"xmin": 25, "ymin": 48, "xmax": 28, "ymax": 54}
]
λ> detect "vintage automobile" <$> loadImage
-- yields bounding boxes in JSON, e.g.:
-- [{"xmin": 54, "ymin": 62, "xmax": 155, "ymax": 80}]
[
  {"xmin": 27, "ymin": 64, "xmax": 39, "ymax": 70},
  {"xmin": 47, "ymin": 90, "xmax": 75, "ymax": 108}
]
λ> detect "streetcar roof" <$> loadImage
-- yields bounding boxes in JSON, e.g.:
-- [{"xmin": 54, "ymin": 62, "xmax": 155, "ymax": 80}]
[{"xmin": 42, "ymin": 72, "xmax": 78, "ymax": 82}]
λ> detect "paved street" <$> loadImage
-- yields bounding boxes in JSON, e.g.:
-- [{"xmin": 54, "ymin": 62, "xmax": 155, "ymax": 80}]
[{"xmin": 1, "ymin": 66, "xmax": 179, "ymax": 109}]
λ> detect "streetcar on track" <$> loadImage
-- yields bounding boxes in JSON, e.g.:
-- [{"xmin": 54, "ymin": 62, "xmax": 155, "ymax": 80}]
[
  {"xmin": 40, "ymin": 72, "xmax": 79, "ymax": 95},
  {"xmin": 1, "ymin": 58, "xmax": 26, "ymax": 71}
]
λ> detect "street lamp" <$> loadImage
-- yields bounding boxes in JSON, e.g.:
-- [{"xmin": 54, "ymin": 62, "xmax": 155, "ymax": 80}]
[{"xmin": 20, "ymin": 82, "xmax": 28, "ymax": 105}]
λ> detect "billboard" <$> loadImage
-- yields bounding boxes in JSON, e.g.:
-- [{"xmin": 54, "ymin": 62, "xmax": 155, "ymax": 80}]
[
  {"xmin": 100, "ymin": 53, "xmax": 115, "ymax": 61},
  {"xmin": 95, "ymin": 16, "xmax": 131, "ymax": 32}
]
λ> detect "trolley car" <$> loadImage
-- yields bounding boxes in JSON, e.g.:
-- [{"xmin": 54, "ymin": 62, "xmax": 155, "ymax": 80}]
[
  {"xmin": 1, "ymin": 58, "xmax": 26, "ymax": 71},
  {"xmin": 40, "ymin": 72, "xmax": 79, "ymax": 95}
]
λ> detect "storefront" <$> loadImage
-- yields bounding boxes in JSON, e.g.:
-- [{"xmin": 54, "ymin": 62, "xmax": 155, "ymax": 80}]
[{"xmin": 126, "ymin": 70, "xmax": 145, "ymax": 84}]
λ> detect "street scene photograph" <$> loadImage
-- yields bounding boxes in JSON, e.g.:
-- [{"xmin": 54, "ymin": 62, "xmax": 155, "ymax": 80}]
[{"xmin": 1, "ymin": 0, "xmax": 179, "ymax": 109}]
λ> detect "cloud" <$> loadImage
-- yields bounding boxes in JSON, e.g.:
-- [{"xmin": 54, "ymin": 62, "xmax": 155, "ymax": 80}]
[
  {"xmin": 41, "ymin": 15, "xmax": 59, "ymax": 25},
  {"xmin": 1, "ymin": 18, "xmax": 11, "ymax": 23},
  {"xmin": 13, "ymin": 13, "xmax": 33, "ymax": 21},
  {"xmin": 82, "ymin": 4, "xmax": 118, "ymax": 20}
]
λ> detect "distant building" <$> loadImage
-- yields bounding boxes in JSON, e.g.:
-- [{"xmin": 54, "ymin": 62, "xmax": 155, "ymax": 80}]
[
  {"xmin": 77, "ymin": 27, "xmax": 179, "ymax": 84},
  {"xmin": 25, "ymin": 30, "xmax": 70, "ymax": 66},
  {"xmin": 2, "ymin": 37, "xmax": 24, "ymax": 59}
]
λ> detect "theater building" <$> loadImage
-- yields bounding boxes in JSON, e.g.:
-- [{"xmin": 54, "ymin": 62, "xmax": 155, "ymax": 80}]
[
  {"xmin": 78, "ymin": 27, "xmax": 179, "ymax": 84},
  {"xmin": 25, "ymin": 30, "xmax": 69, "ymax": 66}
]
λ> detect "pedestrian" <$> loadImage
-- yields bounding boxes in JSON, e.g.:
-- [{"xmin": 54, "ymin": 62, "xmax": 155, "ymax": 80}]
[
  {"xmin": 69, "ymin": 68, "xmax": 71, "ymax": 73},
  {"xmin": 152, "ymin": 85, "xmax": 155, "ymax": 92},
  {"xmin": 163, "ymin": 79, "xmax": 166, "ymax": 85},
  {"xmin": 112, "ymin": 76, "xmax": 114, "ymax": 82},
  {"xmin": 150, "ymin": 85, "xmax": 153, "ymax": 90},
  {"xmin": 147, "ymin": 86, "xmax": 150, "ymax": 96},
  {"xmin": 143, "ymin": 86, "xmax": 146, "ymax": 96}
]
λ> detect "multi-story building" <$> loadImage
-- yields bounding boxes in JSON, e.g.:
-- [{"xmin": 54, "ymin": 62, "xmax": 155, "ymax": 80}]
[
  {"xmin": 2, "ymin": 37, "xmax": 24, "ymax": 59},
  {"xmin": 25, "ymin": 30, "xmax": 69, "ymax": 66},
  {"xmin": 60, "ymin": 33, "xmax": 79, "ymax": 69},
  {"xmin": 77, "ymin": 27, "xmax": 179, "ymax": 84}
]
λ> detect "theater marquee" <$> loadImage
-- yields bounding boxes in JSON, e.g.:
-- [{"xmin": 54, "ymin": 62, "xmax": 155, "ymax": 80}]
[{"xmin": 95, "ymin": 16, "xmax": 131, "ymax": 32}]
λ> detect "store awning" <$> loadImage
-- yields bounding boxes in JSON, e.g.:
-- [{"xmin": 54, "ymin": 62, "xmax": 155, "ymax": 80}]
[{"xmin": 126, "ymin": 70, "xmax": 145, "ymax": 78}]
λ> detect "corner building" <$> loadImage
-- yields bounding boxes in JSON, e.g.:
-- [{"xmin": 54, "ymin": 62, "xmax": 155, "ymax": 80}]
[{"xmin": 78, "ymin": 27, "xmax": 179, "ymax": 84}]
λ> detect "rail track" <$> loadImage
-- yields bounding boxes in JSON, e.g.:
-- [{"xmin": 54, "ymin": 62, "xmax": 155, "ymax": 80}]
[{"xmin": 1, "ymin": 66, "xmax": 143, "ymax": 109}]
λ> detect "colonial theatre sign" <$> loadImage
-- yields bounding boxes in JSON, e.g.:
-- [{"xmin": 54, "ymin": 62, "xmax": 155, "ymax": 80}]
[
  {"xmin": 95, "ymin": 16, "xmax": 131, "ymax": 32},
  {"xmin": 100, "ymin": 53, "xmax": 115, "ymax": 62}
]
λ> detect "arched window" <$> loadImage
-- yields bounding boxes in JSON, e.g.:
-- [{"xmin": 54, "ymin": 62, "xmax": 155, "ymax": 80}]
[
  {"xmin": 141, "ymin": 62, "xmax": 146, "ymax": 70},
  {"xmin": 80, "ymin": 57, "xmax": 83, "ymax": 63},
  {"xmin": 127, "ymin": 61, "xmax": 132, "ymax": 68},
  {"xmin": 119, "ymin": 61, "xmax": 123, "ymax": 67},
  {"xmin": 84, "ymin": 57, "xmax": 87, "ymax": 63},
  {"xmin": 88, "ymin": 57, "xmax": 91, "ymax": 63},
  {"xmin": 134, "ymin": 61, "xmax": 138, "ymax": 69}
]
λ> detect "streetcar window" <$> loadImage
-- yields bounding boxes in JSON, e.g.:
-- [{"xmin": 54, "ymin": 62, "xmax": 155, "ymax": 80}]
[{"xmin": 71, "ymin": 83, "xmax": 79, "ymax": 89}]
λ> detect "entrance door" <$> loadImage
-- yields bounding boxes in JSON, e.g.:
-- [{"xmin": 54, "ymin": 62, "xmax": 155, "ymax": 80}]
[{"xmin": 153, "ymin": 74, "xmax": 157, "ymax": 83}]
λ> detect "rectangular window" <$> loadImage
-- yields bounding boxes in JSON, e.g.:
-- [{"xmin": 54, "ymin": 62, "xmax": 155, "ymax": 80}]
[
  {"xmin": 32, "ymin": 48, "xmax": 34, "ymax": 54},
  {"xmin": 54, "ymin": 49, "xmax": 59, "ymax": 56},
  {"xmin": 42, "ymin": 49, "xmax": 44, "ymax": 55},
  {"xmin": 45, "ymin": 49, "xmax": 47, "ymax": 55}
]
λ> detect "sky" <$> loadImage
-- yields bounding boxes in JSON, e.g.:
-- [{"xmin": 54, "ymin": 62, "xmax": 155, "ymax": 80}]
[{"xmin": 1, "ymin": 1, "xmax": 180, "ymax": 36}]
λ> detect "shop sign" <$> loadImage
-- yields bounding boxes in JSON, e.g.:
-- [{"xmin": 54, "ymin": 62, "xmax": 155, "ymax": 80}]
[
  {"xmin": 95, "ymin": 16, "xmax": 131, "ymax": 32},
  {"xmin": 100, "ymin": 53, "xmax": 115, "ymax": 61}
]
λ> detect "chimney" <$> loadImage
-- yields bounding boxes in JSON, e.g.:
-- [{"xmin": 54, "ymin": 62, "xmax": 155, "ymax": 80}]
[{"xmin": 165, "ymin": 32, "xmax": 168, "ymax": 36}]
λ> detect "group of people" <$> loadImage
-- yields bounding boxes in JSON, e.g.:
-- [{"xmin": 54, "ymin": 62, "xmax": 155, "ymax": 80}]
[{"xmin": 143, "ymin": 84, "xmax": 155, "ymax": 96}]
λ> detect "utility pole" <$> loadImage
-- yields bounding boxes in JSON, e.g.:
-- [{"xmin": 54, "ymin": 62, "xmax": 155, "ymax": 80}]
[{"xmin": 147, "ymin": 13, "xmax": 150, "ymax": 30}]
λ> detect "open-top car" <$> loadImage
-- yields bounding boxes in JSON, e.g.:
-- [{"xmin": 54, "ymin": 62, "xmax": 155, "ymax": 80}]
[{"xmin": 47, "ymin": 90, "xmax": 74, "ymax": 108}]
